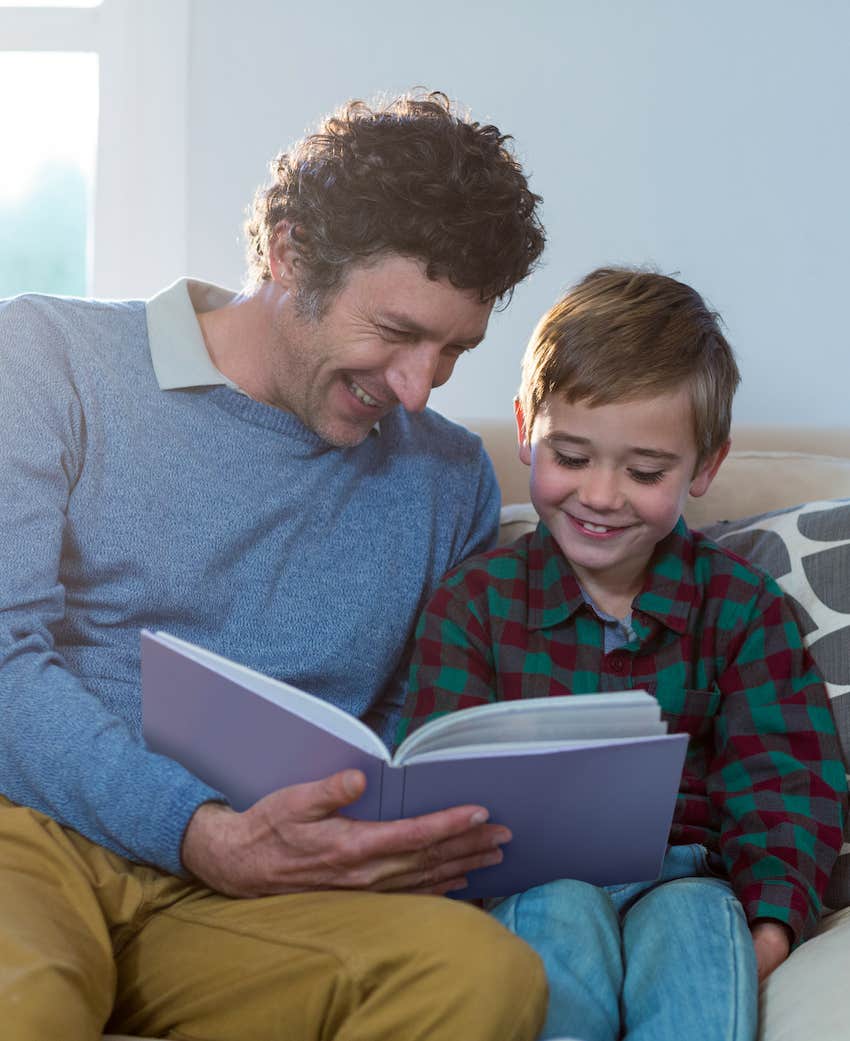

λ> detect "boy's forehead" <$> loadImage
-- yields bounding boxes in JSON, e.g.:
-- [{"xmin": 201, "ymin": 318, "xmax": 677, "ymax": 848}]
[{"xmin": 536, "ymin": 388, "xmax": 700, "ymax": 456}]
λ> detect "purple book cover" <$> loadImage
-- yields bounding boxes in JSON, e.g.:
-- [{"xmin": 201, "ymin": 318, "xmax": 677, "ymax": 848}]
[
  {"xmin": 142, "ymin": 631, "xmax": 687, "ymax": 898},
  {"xmin": 400, "ymin": 737, "xmax": 688, "ymax": 900},
  {"xmin": 142, "ymin": 631, "xmax": 387, "ymax": 819}
]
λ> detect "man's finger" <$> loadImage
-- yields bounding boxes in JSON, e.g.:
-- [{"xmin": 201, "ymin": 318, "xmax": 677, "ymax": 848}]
[
  {"xmin": 368, "ymin": 845, "xmax": 506, "ymax": 893},
  {"xmin": 350, "ymin": 807, "xmax": 501, "ymax": 862},
  {"xmin": 335, "ymin": 818, "xmax": 509, "ymax": 885}
]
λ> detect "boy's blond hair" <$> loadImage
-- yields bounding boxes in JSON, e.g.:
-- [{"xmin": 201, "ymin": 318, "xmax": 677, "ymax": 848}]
[{"xmin": 518, "ymin": 267, "xmax": 740, "ymax": 465}]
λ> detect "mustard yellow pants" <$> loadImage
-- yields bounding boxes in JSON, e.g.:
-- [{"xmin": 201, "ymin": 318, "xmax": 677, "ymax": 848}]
[{"xmin": 0, "ymin": 797, "xmax": 546, "ymax": 1041}]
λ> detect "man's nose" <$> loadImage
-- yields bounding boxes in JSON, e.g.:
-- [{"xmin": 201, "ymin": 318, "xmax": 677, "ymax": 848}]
[
  {"xmin": 385, "ymin": 346, "xmax": 441, "ymax": 413},
  {"xmin": 577, "ymin": 467, "xmax": 623, "ymax": 511}
]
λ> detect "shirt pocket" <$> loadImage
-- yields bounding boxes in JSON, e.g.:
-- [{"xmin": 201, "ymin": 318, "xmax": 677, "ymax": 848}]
[{"xmin": 645, "ymin": 685, "xmax": 721, "ymax": 741}]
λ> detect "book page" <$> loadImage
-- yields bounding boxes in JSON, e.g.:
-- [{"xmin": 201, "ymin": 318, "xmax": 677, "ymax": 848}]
[
  {"xmin": 394, "ymin": 690, "xmax": 662, "ymax": 764},
  {"xmin": 403, "ymin": 731, "xmax": 672, "ymax": 765},
  {"xmin": 149, "ymin": 631, "xmax": 389, "ymax": 760}
]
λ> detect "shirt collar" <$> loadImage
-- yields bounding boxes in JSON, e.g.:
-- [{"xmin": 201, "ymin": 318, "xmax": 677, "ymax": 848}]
[
  {"xmin": 526, "ymin": 517, "xmax": 697, "ymax": 635},
  {"xmin": 145, "ymin": 278, "xmax": 242, "ymax": 391}
]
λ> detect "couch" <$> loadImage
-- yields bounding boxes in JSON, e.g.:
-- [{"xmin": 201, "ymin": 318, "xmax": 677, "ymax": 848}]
[{"xmin": 104, "ymin": 422, "xmax": 850, "ymax": 1041}]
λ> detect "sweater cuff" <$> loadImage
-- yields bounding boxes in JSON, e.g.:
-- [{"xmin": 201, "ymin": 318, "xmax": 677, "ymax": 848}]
[{"xmin": 135, "ymin": 758, "xmax": 227, "ymax": 877}]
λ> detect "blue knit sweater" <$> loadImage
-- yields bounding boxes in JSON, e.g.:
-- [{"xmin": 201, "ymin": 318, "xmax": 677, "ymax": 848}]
[{"xmin": 0, "ymin": 292, "xmax": 499, "ymax": 874}]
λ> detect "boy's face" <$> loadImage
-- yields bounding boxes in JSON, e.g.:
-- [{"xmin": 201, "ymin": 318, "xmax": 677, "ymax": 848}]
[{"xmin": 515, "ymin": 387, "xmax": 728, "ymax": 605}]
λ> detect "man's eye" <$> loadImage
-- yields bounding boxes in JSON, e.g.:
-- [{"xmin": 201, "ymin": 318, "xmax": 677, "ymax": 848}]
[
  {"xmin": 554, "ymin": 453, "xmax": 587, "ymax": 469},
  {"xmin": 378, "ymin": 325, "xmax": 413, "ymax": 341},
  {"xmin": 629, "ymin": 469, "xmax": 665, "ymax": 485}
]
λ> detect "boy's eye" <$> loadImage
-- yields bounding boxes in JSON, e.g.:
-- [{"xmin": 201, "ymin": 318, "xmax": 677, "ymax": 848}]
[
  {"xmin": 554, "ymin": 453, "xmax": 588, "ymax": 469},
  {"xmin": 629, "ymin": 469, "xmax": 665, "ymax": 485}
]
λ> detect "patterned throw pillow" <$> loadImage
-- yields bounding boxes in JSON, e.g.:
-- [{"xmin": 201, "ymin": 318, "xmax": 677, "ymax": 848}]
[{"xmin": 703, "ymin": 499, "xmax": 850, "ymax": 911}]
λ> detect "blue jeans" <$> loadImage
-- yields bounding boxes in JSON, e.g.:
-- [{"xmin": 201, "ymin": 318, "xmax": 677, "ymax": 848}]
[{"xmin": 490, "ymin": 844, "xmax": 758, "ymax": 1041}]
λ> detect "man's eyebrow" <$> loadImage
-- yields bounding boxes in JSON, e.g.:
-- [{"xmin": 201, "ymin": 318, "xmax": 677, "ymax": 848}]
[
  {"xmin": 545, "ymin": 433, "xmax": 682, "ymax": 464},
  {"xmin": 377, "ymin": 312, "xmax": 485, "ymax": 348}
]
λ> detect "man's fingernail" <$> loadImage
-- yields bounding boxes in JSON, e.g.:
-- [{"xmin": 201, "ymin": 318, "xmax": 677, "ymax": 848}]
[
  {"xmin": 343, "ymin": 771, "xmax": 363, "ymax": 796},
  {"xmin": 470, "ymin": 809, "xmax": 489, "ymax": 825}
]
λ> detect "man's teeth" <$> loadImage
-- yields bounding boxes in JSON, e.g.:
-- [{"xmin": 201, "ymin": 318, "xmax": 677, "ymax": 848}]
[{"xmin": 348, "ymin": 380, "xmax": 380, "ymax": 407}]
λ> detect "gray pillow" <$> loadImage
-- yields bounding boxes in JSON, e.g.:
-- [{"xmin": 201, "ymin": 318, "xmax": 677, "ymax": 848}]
[{"xmin": 703, "ymin": 499, "xmax": 850, "ymax": 911}]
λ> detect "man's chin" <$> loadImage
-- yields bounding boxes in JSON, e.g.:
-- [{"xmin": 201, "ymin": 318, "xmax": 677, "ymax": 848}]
[{"xmin": 315, "ymin": 417, "xmax": 379, "ymax": 449}]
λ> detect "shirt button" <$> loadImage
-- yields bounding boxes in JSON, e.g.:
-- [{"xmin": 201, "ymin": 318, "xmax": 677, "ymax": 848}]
[{"xmin": 610, "ymin": 656, "xmax": 625, "ymax": 673}]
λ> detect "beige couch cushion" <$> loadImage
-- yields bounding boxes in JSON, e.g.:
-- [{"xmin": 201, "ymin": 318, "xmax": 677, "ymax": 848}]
[
  {"xmin": 685, "ymin": 452, "xmax": 850, "ymax": 530},
  {"xmin": 494, "ymin": 453, "xmax": 850, "ymax": 534},
  {"xmin": 469, "ymin": 419, "xmax": 850, "ymax": 521}
]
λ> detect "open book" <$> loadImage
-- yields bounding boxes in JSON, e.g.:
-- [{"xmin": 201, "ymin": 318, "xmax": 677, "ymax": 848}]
[{"xmin": 142, "ymin": 629, "xmax": 688, "ymax": 899}]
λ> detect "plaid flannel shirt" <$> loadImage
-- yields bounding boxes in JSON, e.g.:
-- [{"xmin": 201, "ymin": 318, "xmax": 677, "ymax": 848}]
[{"xmin": 400, "ymin": 518, "xmax": 847, "ymax": 943}]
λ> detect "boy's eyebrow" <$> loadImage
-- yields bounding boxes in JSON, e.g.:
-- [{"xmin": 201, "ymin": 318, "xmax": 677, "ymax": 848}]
[
  {"xmin": 546, "ymin": 433, "xmax": 682, "ymax": 464},
  {"xmin": 629, "ymin": 447, "xmax": 683, "ymax": 463},
  {"xmin": 376, "ymin": 311, "xmax": 485, "ymax": 348}
]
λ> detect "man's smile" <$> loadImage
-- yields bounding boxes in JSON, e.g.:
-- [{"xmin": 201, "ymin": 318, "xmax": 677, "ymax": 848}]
[{"xmin": 346, "ymin": 378, "xmax": 386, "ymax": 409}]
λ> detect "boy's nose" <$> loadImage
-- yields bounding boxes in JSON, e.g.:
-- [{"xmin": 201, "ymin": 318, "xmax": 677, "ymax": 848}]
[{"xmin": 577, "ymin": 468, "xmax": 624, "ymax": 512}]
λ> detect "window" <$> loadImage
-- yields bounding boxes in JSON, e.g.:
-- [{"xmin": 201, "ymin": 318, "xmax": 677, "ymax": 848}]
[
  {"xmin": 0, "ymin": 51, "xmax": 98, "ymax": 296},
  {"xmin": 0, "ymin": 0, "xmax": 189, "ymax": 299}
]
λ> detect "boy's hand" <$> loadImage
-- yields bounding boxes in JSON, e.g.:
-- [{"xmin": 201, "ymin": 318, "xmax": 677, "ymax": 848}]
[
  {"xmin": 181, "ymin": 769, "xmax": 511, "ymax": 898},
  {"xmin": 751, "ymin": 920, "xmax": 791, "ymax": 983}
]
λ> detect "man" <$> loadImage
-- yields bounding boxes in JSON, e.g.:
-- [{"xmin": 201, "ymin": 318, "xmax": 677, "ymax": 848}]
[{"xmin": 0, "ymin": 92, "xmax": 547, "ymax": 1039}]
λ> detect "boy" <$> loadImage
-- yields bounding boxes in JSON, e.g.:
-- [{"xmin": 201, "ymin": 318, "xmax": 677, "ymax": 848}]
[{"xmin": 399, "ymin": 268, "xmax": 847, "ymax": 1041}]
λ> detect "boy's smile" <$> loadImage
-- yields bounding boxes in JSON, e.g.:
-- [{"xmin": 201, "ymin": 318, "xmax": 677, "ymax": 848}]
[{"xmin": 516, "ymin": 388, "xmax": 727, "ymax": 615}]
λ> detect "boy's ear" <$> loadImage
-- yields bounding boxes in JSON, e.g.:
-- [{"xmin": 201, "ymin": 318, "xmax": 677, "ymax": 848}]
[
  {"xmin": 689, "ymin": 439, "xmax": 731, "ymax": 498},
  {"xmin": 514, "ymin": 397, "xmax": 532, "ymax": 466},
  {"xmin": 269, "ymin": 221, "xmax": 300, "ymax": 289}
]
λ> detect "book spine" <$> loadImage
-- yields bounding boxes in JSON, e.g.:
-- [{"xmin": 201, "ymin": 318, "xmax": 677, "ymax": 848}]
[{"xmin": 378, "ymin": 762, "xmax": 406, "ymax": 821}]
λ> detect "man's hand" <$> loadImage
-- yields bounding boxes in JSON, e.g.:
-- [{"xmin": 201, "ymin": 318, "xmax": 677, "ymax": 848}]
[
  {"xmin": 751, "ymin": 920, "xmax": 791, "ymax": 983},
  {"xmin": 181, "ymin": 769, "xmax": 511, "ymax": 898}
]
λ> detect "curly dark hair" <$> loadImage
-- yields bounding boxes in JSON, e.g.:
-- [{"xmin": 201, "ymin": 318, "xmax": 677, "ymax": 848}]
[{"xmin": 244, "ymin": 91, "xmax": 545, "ymax": 314}]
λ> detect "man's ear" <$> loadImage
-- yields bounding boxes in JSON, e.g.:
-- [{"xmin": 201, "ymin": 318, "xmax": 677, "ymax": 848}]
[
  {"xmin": 269, "ymin": 221, "xmax": 300, "ymax": 290},
  {"xmin": 690, "ymin": 439, "xmax": 731, "ymax": 498},
  {"xmin": 514, "ymin": 397, "xmax": 532, "ymax": 466}
]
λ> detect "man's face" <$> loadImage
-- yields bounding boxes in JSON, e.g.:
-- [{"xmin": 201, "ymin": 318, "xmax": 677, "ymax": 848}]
[
  {"xmin": 263, "ymin": 253, "xmax": 493, "ymax": 447},
  {"xmin": 516, "ymin": 388, "xmax": 726, "ymax": 605}
]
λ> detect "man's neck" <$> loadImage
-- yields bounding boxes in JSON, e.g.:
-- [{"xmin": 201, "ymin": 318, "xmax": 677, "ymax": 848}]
[{"xmin": 195, "ymin": 284, "xmax": 277, "ymax": 398}]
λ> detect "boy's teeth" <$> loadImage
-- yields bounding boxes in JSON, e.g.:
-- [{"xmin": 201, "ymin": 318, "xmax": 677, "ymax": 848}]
[
  {"xmin": 582, "ymin": 521, "xmax": 610, "ymax": 533},
  {"xmin": 349, "ymin": 380, "xmax": 379, "ymax": 407}
]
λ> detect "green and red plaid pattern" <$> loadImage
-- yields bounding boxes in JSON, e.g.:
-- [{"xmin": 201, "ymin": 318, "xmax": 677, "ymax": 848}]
[{"xmin": 401, "ymin": 518, "xmax": 848, "ymax": 942}]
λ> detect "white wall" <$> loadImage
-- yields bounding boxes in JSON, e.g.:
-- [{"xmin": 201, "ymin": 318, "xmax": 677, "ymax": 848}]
[{"xmin": 185, "ymin": 0, "xmax": 849, "ymax": 427}]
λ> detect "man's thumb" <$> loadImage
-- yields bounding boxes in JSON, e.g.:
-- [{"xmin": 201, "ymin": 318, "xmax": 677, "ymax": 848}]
[{"xmin": 290, "ymin": 770, "xmax": 367, "ymax": 820}]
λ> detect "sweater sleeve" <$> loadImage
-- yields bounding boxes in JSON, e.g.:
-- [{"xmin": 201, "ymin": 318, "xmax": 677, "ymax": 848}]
[
  {"xmin": 0, "ymin": 297, "xmax": 222, "ymax": 875},
  {"xmin": 709, "ymin": 575, "xmax": 847, "ymax": 944}
]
